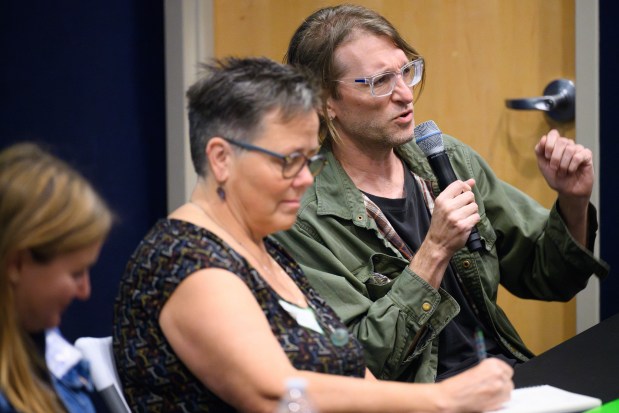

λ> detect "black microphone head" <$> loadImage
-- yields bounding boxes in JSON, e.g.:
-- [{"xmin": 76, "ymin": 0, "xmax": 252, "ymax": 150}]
[{"xmin": 414, "ymin": 120, "xmax": 444, "ymax": 156}]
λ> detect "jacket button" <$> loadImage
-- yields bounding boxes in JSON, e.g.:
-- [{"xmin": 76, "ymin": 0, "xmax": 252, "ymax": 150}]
[
  {"xmin": 462, "ymin": 260, "xmax": 472, "ymax": 269},
  {"xmin": 422, "ymin": 302, "xmax": 432, "ymax": 312}
]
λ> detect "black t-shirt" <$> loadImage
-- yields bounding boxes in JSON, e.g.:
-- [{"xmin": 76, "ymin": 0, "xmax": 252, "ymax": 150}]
[{"xmin": 364, "ymin": 165, "xmax": 518, "ymax": 380}]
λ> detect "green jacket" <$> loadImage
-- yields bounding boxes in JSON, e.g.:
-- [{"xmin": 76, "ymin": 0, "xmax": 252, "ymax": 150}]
[{"xmin": 274, "ymin": 136, "xmax": 609, "ymax": 383}]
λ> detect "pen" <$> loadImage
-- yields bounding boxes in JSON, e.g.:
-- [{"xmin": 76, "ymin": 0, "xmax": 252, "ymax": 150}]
[{"xmin": 475, "ymin": 328, "xmax": 487, "ymax": 360}]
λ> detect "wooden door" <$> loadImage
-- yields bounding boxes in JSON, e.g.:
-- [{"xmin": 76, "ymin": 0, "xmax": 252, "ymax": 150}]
[{"xmin": 212, "ymin": 0, "xmax": 576, "ymax": 354}]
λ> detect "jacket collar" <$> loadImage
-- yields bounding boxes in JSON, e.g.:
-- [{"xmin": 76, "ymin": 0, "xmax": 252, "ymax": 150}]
[{"xmin": 312, "ymin": 139, "xmax": 436, "ymax": 225}]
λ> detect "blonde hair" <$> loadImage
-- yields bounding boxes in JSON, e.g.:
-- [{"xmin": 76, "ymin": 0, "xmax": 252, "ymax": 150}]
[{"xmin": 0, "ymin": 143, "xmax": 113, "ymax": 413}]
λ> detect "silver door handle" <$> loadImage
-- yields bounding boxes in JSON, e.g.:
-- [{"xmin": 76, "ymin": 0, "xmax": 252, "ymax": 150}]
[{"xmin": 505, "ymin": 79, "xmax": 575, "ymax": 122}]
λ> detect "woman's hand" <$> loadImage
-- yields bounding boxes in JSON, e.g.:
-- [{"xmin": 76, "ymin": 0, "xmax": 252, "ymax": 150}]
[{"xmin": 438, "ymin": 358, "xmax": 514, "ymax": 412}]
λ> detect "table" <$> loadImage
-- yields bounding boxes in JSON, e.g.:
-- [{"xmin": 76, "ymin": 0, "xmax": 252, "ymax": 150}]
[{"xmin": 513, "ymin": 312, "xmax": 619, "ymax": 403}]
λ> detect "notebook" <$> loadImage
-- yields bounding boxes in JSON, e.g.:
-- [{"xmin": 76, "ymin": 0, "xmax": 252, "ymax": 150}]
[
  {"xmin": 486, "ymin": 385, "xmax": 602, "ymax": 413},
  {"xmin": 583, "ymin": 398, "xmax": 619, "ymax": 413}
]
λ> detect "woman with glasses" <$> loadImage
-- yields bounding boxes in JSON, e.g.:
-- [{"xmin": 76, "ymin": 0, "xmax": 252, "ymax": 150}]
[{"xmin": 113, "ymin": 57, "xmax": 512, "ymax": 413}]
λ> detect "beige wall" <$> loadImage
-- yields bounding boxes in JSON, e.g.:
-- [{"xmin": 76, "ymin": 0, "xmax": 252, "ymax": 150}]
[{"xmin": 164, "ymin": 0, "xmax": 601, "ymax": 353}]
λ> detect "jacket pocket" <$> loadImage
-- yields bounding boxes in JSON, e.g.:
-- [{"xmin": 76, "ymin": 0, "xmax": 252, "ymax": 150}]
[{"xmin": 357, "ymin": 253, "xmax": 409, "ymax": 300}]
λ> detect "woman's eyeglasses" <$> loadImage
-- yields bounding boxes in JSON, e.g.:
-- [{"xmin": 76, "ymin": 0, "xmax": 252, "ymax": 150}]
[{"xmin": 223, "ymin": 138, "xmax": 327, "ymax": 179}]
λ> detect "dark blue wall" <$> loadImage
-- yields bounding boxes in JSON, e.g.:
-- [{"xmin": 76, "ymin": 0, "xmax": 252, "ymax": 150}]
[
  {"xmin": 599, "ymin": 2, "xmax": 619, "ymax": 320},
  {"xmin": 0, "ymin": 0, "xmax": 167, "ymax": 342}
]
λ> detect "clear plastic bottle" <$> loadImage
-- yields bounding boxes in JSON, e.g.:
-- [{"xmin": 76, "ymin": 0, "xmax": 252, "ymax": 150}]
[{"xmin": 275, "ymin": 377, "xmax": 317, "ymax": 413}]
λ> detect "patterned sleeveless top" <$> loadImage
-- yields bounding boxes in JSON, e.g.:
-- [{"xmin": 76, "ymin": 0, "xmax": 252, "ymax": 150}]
[{"xmin": 113, "ymin": 219, "xmax": 365, "ymax": 412}]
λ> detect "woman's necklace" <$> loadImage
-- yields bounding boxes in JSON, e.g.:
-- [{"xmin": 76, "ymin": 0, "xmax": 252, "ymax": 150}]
[
  {"xmin": 189, "ymin": 201, "xmax": 307, "ymax": 308},
  {"xmin": 188, "ymin": 200, "xmax": 351, "ymax": 347}
]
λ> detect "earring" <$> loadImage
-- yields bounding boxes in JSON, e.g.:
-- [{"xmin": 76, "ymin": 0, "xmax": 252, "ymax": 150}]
[{"xmin": 216, "ymin": 186, "xmax": 226, "ymax": 201}]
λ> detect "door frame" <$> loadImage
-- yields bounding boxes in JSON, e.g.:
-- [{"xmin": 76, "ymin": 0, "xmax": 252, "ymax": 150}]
[
  {"xmin": 574, "ymin": 0, "xmax": 600, "ymax": 332},
  {"xmin": 163, "ymin": 0, "xmax": 601, "ymax": 332}
]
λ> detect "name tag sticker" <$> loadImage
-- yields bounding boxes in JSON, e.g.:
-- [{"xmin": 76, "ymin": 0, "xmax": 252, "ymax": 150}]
[{"xmin": 278, "ymin": 299, "xmax": 325, "ymax": 335}]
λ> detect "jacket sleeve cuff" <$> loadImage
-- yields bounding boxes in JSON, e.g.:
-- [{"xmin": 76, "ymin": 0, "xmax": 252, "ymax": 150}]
[
  {"xmin": 549, "ymin": 201, "xmax": 610, "ymax": 279},
  {"xmin": 389, "ymin": 266, "xmax": 460, "ymax": 329}
]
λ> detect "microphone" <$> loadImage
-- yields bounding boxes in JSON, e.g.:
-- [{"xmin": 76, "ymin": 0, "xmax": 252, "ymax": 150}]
[{"xmin": 414, "ymin": 120, "xmax": 483, "ymax": 252}]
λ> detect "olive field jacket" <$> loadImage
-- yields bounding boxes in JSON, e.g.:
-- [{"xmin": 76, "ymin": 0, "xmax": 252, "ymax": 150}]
[{"xmin": 274, "ymin": 136, "xmax": 609, "ymax": 383}]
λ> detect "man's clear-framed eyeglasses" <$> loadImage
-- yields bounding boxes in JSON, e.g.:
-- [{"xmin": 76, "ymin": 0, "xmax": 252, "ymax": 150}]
[
  {"xmin": 223, "ymin": 138, "xmax": 327, "ymax": 178},
  {"xmin": 335, "ymin": 58, "xmax": 424, "ymax": 98}
]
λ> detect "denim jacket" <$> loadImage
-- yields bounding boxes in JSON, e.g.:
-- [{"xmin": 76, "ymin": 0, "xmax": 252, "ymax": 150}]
[
  {"xmin": 274, "ymin": 136, "xmax": 609, "ymax": 383},
  {"xmin": 0, "ymin": 329, "xmax": 95, "ymax": 413}
]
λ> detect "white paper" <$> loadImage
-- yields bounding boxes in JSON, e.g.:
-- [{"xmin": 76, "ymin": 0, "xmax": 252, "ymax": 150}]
[{"xmin": 487, "ymin": 385, "xmax": 602, "ymax": 413}]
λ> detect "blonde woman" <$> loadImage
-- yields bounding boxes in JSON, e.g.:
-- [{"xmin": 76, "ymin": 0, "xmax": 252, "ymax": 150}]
[{"xmin": 0, "ymin": 143, "xmax": 112, "ymax": 413}]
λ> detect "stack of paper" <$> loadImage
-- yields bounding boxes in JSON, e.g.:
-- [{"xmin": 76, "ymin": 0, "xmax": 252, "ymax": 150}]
[{"xmin": 486, "ymin": 385, "xmax": 602, "ymax": 413}]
